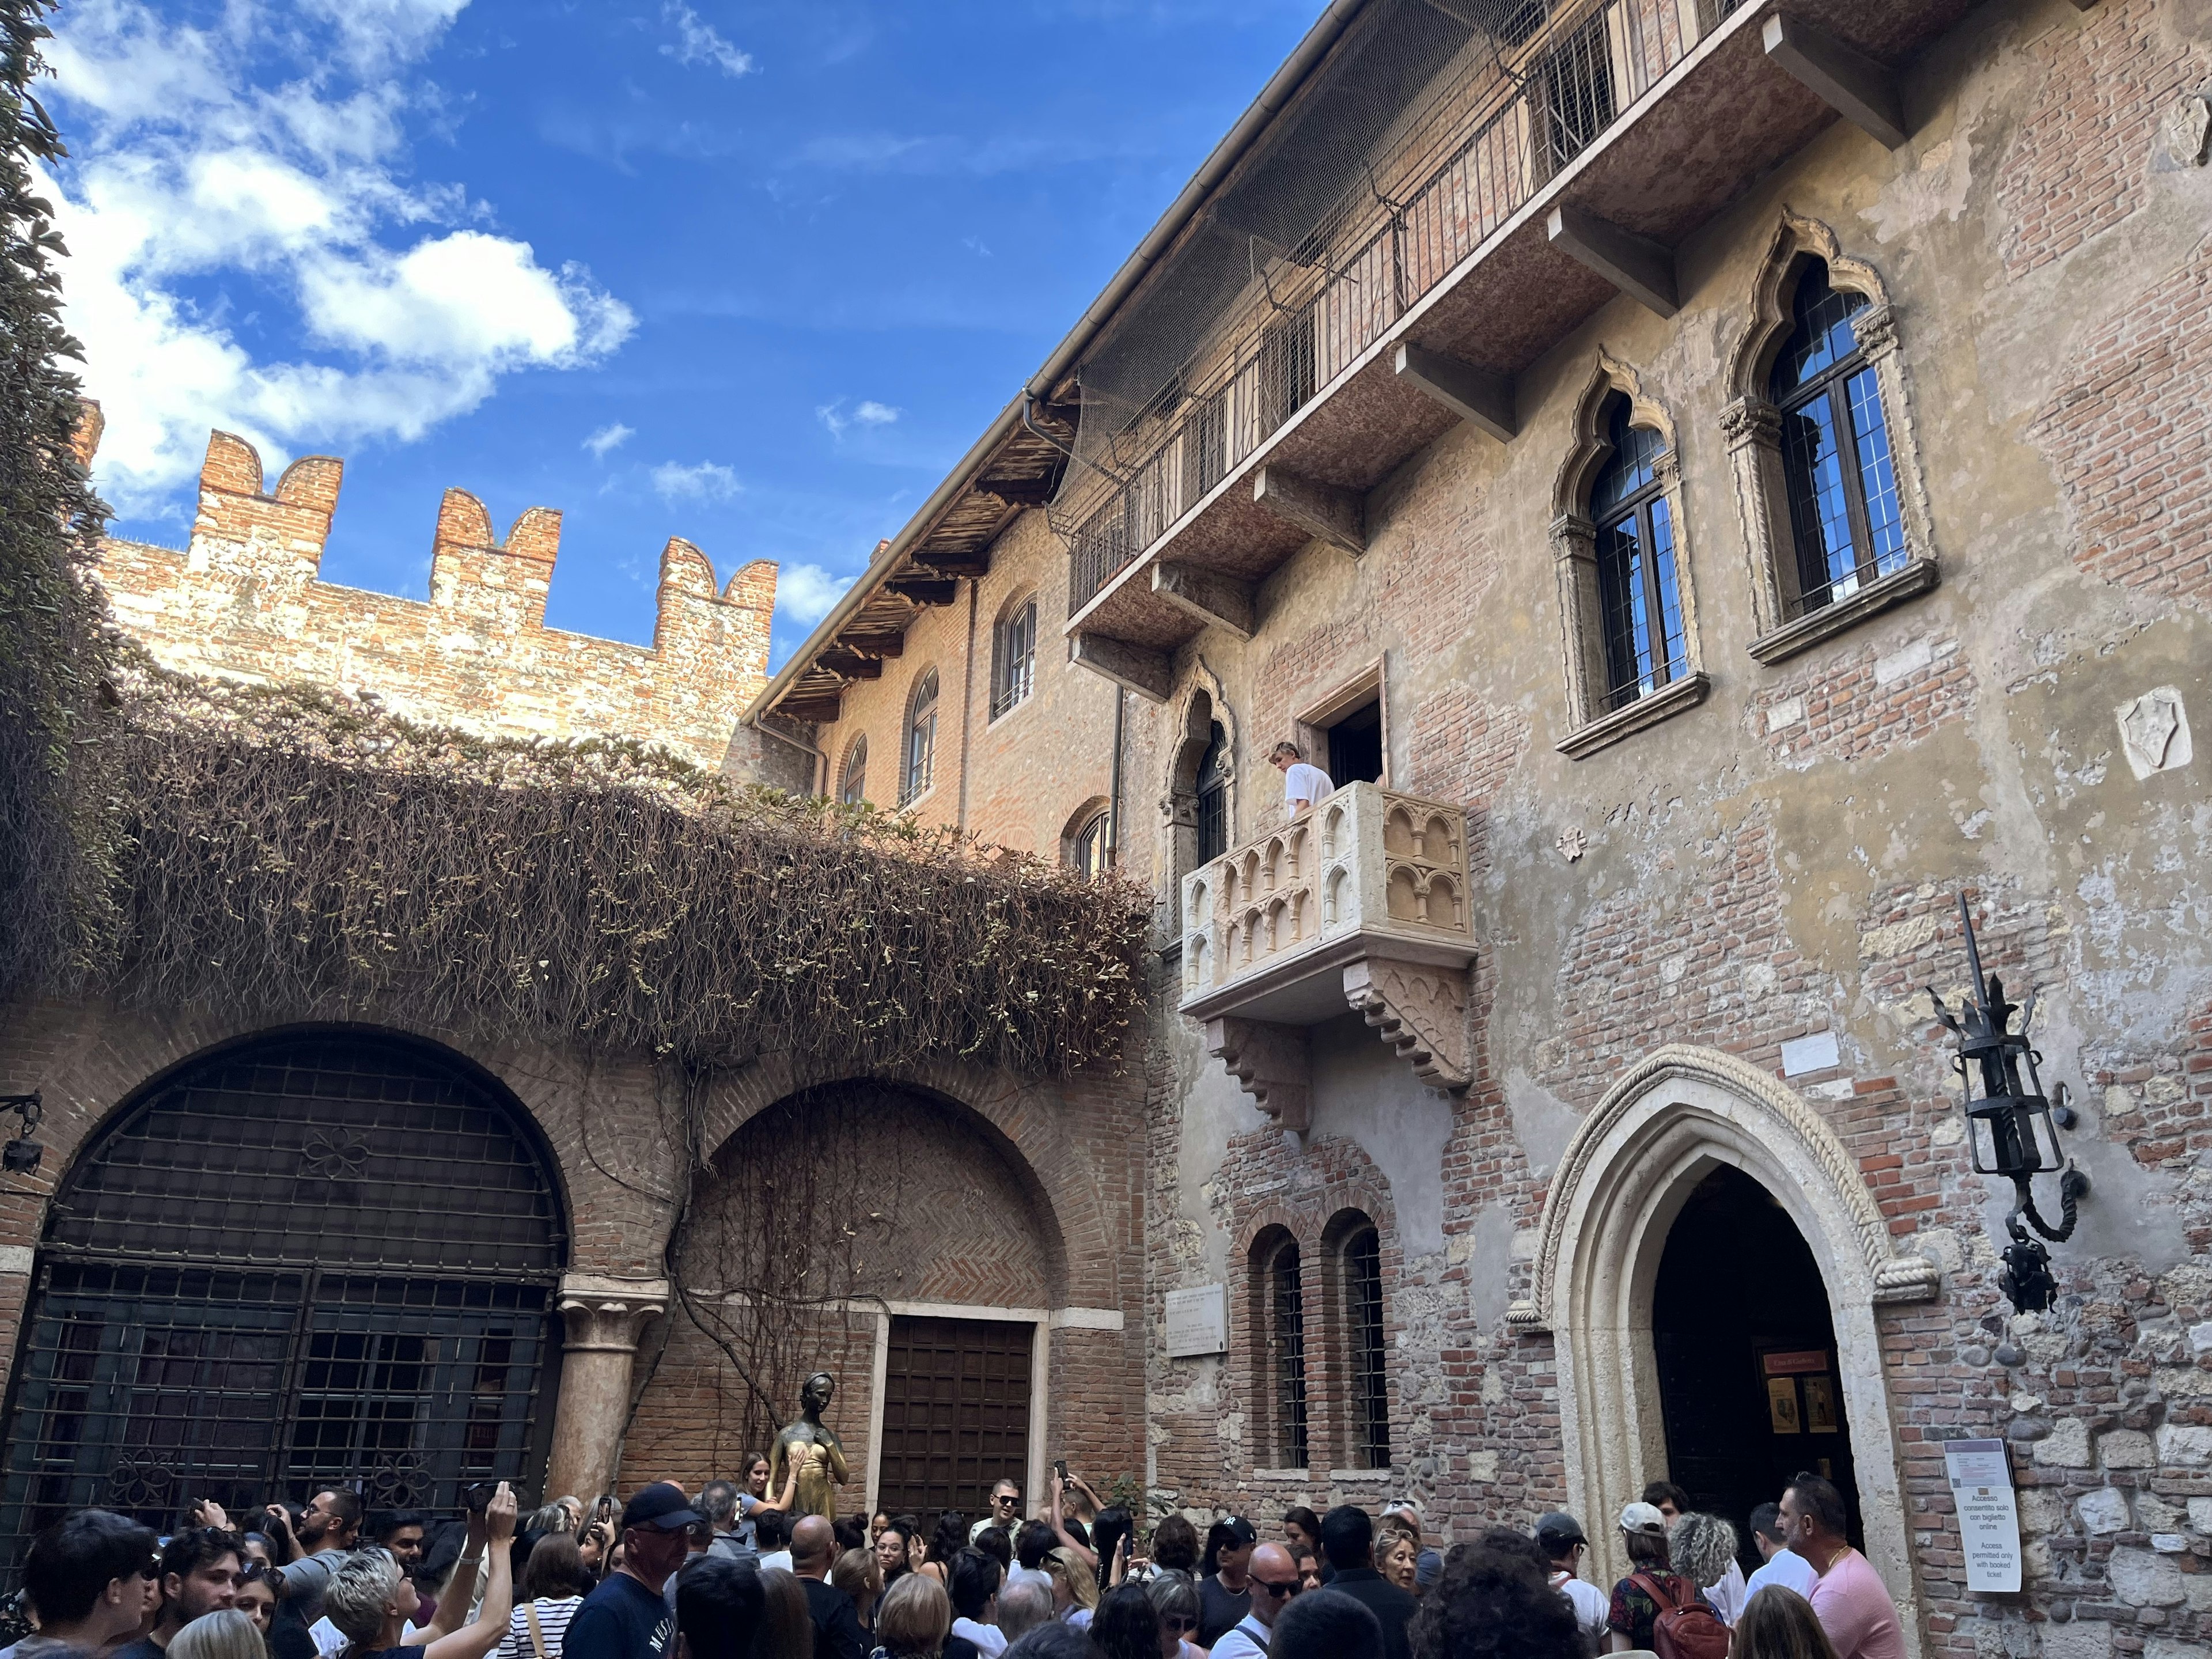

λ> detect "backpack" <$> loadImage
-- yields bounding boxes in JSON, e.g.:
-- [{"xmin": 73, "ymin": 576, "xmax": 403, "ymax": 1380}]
[{"xmin": 1630, "ymin": 1572, "xmax": 1730, "ymax": 1659}]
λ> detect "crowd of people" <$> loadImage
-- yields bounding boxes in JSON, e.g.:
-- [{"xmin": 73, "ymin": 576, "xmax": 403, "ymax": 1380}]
[{"xmin": 0, "ymin": 1463, "xmax": 1901, "ymax": 1659}]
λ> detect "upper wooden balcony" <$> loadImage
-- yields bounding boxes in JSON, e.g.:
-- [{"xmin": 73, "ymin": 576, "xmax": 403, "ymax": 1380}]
[{"xmin": 1060, "ymin": 0, "xmax": 1967, "ymax": 698}]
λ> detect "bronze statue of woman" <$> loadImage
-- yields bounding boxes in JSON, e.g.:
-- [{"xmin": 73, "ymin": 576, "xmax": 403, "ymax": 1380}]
[{"xmin": 767, "ymin": 1371, "xmax": 850, "ymax": 1520}]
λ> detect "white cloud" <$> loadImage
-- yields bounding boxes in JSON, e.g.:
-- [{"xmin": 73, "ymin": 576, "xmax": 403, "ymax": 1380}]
[
  {"xmin": 776, "ymin": 563, "xmax": 854, "ymax": 628},
  {"xmin": 662, "ymin": 2, "xmax": 753, "ymax": 78},
  {"xmin": 816, "ymin": 397, "xmax": 898, "ymax": 440},
  {"xmin": 651, "ymin": 460, "xmax": 741, "ymax": 502},
  {"xmin": 46, "ymin": 0, "xmax": 635, "ymax": 514},
  {"xmin": 584, "ymin": 422, "xmax": 634, "ymax": 458}
]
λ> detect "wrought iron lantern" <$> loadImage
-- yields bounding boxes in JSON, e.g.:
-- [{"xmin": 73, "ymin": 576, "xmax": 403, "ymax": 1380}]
[
  {"xmin": 1927, "ymin": 896, "xmax": 2088, "ymax": 1315},
  {"xmin": 0, "ymin": 1092, "xmax": 40, "ymax": 1175}
]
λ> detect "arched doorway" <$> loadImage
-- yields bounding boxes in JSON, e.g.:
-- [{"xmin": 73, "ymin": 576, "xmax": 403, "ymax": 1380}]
[
  {"xmin": 0, "ymin": 1030, "xmax": 567, "ymax": 1565},
  {"xmin": 1653, "ymin": 1166, "xmax": 1859, "ymax": 1566},
  {"xmin": 662, "ymin": 1081, "xmax": 1066, "ymax": 1528},
  {"xmin": 1512, "ymin": 1046, "xmax": 1936, "ymax": 1635}
]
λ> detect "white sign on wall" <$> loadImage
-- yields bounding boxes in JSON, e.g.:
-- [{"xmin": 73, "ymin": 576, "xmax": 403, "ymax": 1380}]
[
  {"xmin": 1945, "ymin": 1437, "xmax": 2021, "ymax": 1593},
  {"xmin": 1164, "ymin": 1284, "xmax": 1228, "ymax": 1358}
]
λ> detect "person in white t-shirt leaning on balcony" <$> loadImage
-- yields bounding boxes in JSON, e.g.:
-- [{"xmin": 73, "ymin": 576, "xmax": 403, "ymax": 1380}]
[{"xmin": 1268, "ymin": 742, "xmax": 1333, "ymax": 819}]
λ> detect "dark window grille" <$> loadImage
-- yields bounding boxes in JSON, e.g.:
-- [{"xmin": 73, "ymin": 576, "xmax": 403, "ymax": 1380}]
[
  {"xmin": 0, "ymin": 1036, "xmax": 562, "ymax": 1571},
  {"xmin": 1069, "ymin": 494, "xmax": 1135, "ymax": 612},
  {"xmin": 904, "ymin": 669, "xmax": 940, "ymax": 805},
  {"xmin": 1270, "ymin": 1240, "xmax": 1309, "ymax": 1469},
  {"xmin": 1258, "ymin": 302, "xmax": 1319, "ymax": 435},
  {"xmin": 1181, "ymin": 386, "xmax": 1229, "ymax": 503},
  {"xmin": 1590, "ymin": 398, "xmax": 1687, "ymax": 711},
  {"xmin": 1194, "ymin": 722, "xmax": 1229, "ymax": 865},
  {"xmin": 1343, "ymin": 1227, "xmax": 1389, "ymax": 1470},
  {"xmin": 991, "ymin": 600, "xmax": 1037, "ymax": 719},
  {"xmin": 1535, "ymin": 13, "xmax": 1616, "ymax": 181},
  {"xmin": 1072, "ymin": 811, "xmax": 1112, "ymax": 879},
  {"xmin": 1771, "ymin": 263, "xmax": 1908, "ymax": 618},
  {"xmin": 839, "ymin": 736, "xmax": 867, "ymax": 805},
  {"xmin": 1696, "ymin": 0, "xmax": 1746, "ymax": 32}
]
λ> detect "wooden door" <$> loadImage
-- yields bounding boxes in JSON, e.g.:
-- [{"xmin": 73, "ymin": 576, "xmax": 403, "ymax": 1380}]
[{"xmin": 876, "ymin": 1316, "xmax": 1032, "ymax": 1528}]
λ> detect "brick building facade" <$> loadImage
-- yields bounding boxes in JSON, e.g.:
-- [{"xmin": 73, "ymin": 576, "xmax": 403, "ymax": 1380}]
[{"xmin": 753, "ymin": 1, "xmax": 2212, "ymax": 1653}]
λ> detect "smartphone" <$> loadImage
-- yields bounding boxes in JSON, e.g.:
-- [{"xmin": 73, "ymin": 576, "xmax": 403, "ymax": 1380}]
[{"xmin": 1054, "ymin": 1459, "xmax": 1069, "ymax": 1482}]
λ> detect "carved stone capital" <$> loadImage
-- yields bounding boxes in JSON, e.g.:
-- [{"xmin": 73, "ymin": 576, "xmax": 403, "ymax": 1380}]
[
  {"xmin": 556, "ymin": 1273, "xmax": 669, "ymax": 1354},
  {"xmin": 1550, "ymin": 513, "xmax": 1597, "ymax": 562},
  {"xmin": 1720, "ymin": 396, "xmax": 1781, "ymax": 449},
  {"xmin": 1654, "ymin": 448, "xmax": 1683, "ymax": 490},
  {"xmin": 1850, "ymin": 302, "xmax": 1899, "ymax": 359},
  {"xmin": 1342, "ymin": 957, "xmax": 1471, "ymax": 1091},
  {"xmin": 1205, "ymin": 1017, "xmax": 1310, "ymax": 1134}
]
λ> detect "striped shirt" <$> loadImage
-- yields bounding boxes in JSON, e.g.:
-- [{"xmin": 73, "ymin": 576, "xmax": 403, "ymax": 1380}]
[{"xmin": 498, "ymin": 1596, "xmax": 585, "ymax": 1659}]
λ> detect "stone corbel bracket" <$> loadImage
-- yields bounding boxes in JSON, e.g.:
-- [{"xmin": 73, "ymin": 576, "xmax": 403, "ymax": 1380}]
[
  {"xmin": 1205, "ymin": 1017, "xmax": 1311, "ymax": 1134},
  {"xmin": 556, "ymin": 1272, "xmax": 671, "ymax": 1352},
  {"xmin": 1343, "ymin": 957, "xmax": 1472, "ymax": 1091}
]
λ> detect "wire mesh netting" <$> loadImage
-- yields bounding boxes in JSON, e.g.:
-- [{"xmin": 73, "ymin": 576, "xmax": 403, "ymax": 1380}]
[
  {"xmin": 0, "ymin": 1035, "xmax": 565, "ymax": 1569},
  {"xmin": 1051, "ymin": 0, "xmax": 1747, "ymax": 609}
]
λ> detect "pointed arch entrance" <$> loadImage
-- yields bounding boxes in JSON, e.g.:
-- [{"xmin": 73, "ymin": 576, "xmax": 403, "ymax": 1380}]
[
  {"xmin": 0, "ymin": 1029, "xmax": 567, "ymax": 1566},
  {"xmin": 1511, "ymin": 1046, "xmax": 1936, "ymax": 1642}
]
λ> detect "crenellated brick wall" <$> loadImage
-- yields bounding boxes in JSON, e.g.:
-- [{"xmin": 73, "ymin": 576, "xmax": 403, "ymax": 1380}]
[{"xmin": 93, "ymin": 427, "xmax": 788, "ymax": 778}]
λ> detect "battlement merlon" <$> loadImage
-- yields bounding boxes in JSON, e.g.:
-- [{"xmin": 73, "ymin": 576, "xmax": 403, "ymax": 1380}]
[{"xmin": 85, "ymin": 425, "xmax": 782, "ymax": 769}]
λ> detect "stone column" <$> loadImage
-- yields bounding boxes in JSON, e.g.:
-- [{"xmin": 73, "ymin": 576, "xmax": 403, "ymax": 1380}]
[{"xmin": 544, "ymin": 1272, "xmax": 669, "ymax": 1503}]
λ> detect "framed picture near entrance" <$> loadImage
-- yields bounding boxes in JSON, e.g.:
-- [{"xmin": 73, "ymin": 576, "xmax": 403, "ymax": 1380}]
[
  {"xmin": 1804, "ymin": 1375, "xmax": 1839, "ymax": 1434},
  {"xmin": 1767, "ymin": 1376, "xmax": 1802, "ymax": 1434}
]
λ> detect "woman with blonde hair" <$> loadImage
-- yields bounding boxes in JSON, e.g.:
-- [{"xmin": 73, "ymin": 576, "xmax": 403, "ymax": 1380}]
[
  {"xmin": 1670, "ymin": 1513, "xmax": 1747, "ymax": 1626},
  {"xmin": 1375, "ymin": 1524, "xmax": 1421, "ymax": 1594},
  {"xmin": 1728, "ymin": 1586, "xmax": 1839, "ymax": 1659},
  {"xmin": 1043, "ymin": 1546, "xmax": 1097, "ymax": 1630},
  {"xmin": 169, "ymin": 1611, "xmax": 267, "ymax": 1659},
  {"xmin": 870, "ymin": 1572, "xmax": 950, "ymax": 1659}
]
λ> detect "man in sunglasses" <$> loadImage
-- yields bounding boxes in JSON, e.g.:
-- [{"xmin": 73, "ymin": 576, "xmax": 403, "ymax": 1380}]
[
  {"xmin": 968, "ymin": 1482, "xmax": 1025, "ymax": 1547},
  {"xmin": 1210, "ymin": 1543, "xmax": 1300, "ymax": 1659}
]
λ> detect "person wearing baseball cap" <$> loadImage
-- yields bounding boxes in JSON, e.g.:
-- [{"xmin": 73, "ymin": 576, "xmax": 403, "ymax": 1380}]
[
  {"xmin": 564, "ymin": 1484, "xmax": 702, "ymax": 1659},
  {"xmin": 1604, "ymin": 1501, "xmax": 1711, "ymax": 1654},
  {"xmin": 1533, "ymin": 1513, "xmax": 1608, "ymax": 1655}
]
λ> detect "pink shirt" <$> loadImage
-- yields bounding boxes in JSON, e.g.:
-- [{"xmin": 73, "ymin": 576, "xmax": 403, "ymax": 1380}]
[{"xmin": 1808, "ymin": 1548, "xmax": 1906, "ymax": 1659}]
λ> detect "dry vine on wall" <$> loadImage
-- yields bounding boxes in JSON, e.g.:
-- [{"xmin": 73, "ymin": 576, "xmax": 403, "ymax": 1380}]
[{"xmin": 51, "ymin": 664, "xmax": 1149, "ymax": 1081}]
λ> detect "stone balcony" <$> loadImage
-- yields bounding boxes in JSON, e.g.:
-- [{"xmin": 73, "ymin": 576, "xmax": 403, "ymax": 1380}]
[{"xmin": 1180, "ymin": 782, "xmax": 1479, "ymax": 1128}]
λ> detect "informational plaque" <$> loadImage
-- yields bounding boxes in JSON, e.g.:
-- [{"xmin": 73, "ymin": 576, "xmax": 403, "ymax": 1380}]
[
  {"xmin": 1945, "ymin": 1437, "xmax": 2021, "ymax": 1593},
  {"xmin": 1164, "ymin": 1284, "xmax": 1228, "ymax": 1358}
]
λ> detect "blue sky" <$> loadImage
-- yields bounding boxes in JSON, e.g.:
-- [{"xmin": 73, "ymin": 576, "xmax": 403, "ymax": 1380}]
[{"xmin": 46, "ymin": 0, "xmax": 1316, "ymax": 667}]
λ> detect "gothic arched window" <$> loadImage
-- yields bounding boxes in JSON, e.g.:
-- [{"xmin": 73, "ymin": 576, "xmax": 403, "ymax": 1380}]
[
  {"xmin": 1590, "ymin": 397, "xmax": 1687, "ymax": 711},
  {"xmin": 1195, "ymin": 722, "xmax": 1229, "ymax": 865},
  {"xmin": 1770, "ymin": 262, "xmax": 1908, "ymax": 616}
]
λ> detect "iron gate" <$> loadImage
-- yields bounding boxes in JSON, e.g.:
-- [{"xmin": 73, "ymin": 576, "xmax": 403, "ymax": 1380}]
[{"xmin": 0, "ymin": 1032, "xmax": 566, "ymax": 1566}]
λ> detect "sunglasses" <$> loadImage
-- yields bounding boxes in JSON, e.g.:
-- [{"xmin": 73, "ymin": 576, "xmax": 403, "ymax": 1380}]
[
  {"xmin": 1251, "ymin": 1577, "xmax": 1301, "ymax": 1599},
  {"xmin": 1164, "ymin": 1616, "xmax": 1198, "ymax": 1633}
]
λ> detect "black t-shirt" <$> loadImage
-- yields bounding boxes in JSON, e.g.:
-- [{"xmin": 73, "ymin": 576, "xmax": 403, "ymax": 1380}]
[
  {"xmin": 357, "ymin": 1647, "xmax": 426, "ymax": 1659},
  {"xmin": 801, "ymin": 1577, "xmax": 867, "ymax": 1659},
  {"xmin": 565, "ymin": 1573, "xmax": 675, "ymax": 1659},
  {"xmin": 1198, "ymin": 1575, "xmax": 1251, "ymax": 1648}
]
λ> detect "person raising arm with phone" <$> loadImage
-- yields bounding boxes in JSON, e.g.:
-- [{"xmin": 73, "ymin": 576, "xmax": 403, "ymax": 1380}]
[{"xmin": 321, "ymin": 1482, "xmax": 518, "ymax": 1659}]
